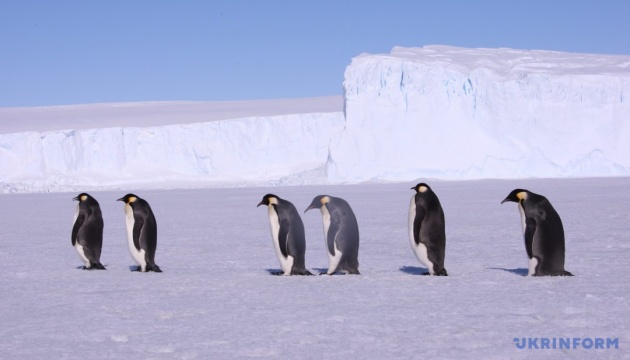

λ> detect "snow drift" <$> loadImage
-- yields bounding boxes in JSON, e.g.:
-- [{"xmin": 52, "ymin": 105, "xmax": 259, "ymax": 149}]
[
  {"xmin": 1, "ymin": 46, "xmax": 629, "ymax": 193},
  {"xmin": 328, "ymin": 45, "xmax": 630, "ymax": 181}
]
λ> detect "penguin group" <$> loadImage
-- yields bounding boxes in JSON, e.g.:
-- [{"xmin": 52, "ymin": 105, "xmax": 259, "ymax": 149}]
[
  {"xmin": 71, "ymin": 193, "xmax": 161, "ymax": 272},
  {"xmin": 69, "ymin": 183, "xmax": 572, "ymax": 277},
  {"xmin": 258, "ymin": 183, "xmax": 573, "ymax": 277}
]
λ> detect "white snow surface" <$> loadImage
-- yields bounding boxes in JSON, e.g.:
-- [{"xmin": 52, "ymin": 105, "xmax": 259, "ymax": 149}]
[
  {"xmin": 1, "ymin": 46, "xmax": 630, "ymax": 193},
  {"xmin": 0, "ymin": 178, "xmax": 628, "ymax": 359}
]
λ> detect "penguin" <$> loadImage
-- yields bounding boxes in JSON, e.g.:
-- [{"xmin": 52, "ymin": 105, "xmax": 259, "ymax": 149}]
[
  {"xmin": 117, "ymin": 194, "xmax": 162, "ymax": 273},
  {"xmin": 71, "ymin": 193, "xmax": 106, "ymax": 270},
  {"xmin": 501, "ymin": 189, "xmax": 573, "ymax": 276},
  {"xmin": 408, "ymin": 183, "xmax": 448, "ymax": 276},
  {"xmin": 257, "ymin": 194, "xmax": 312, "ymax": 276},
  {"xmin": 305, "ymin": 195, "xmax": 360, "ymax": 275}
]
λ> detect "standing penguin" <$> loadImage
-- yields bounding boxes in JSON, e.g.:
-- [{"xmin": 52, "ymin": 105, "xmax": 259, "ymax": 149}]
[
  {"xmin": 408, "ymin": 183, "xmax": 448, "ymax": 276},
  {"xmin": 72, "ymin": 193, "xmax": 106, "ymax": 270},
  {"xmin": 117, "ymin": 194, "xmax": 162, "ymax": 273},
  {"xmin": 305, "ymin": 195, "xmax": 360, "ymax": 275},
  {"xmin": 501, "ymin": 189, "xmax": 573, "ymax": 276},
  {"xmin": 257, "ymin": 194, "xmax": 312, "ymax": 276}
]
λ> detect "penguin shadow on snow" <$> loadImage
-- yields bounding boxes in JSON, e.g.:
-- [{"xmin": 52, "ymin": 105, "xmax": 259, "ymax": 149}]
[
  {"xmin": 399, "ymin": 266, "xmax": 431, "ymax": 276},
  {"xmin": 265, "ymin": 269, "xmax": 284, "ymax": 276},
  {"xmin": 489, "ymin": 267, "xmax": 529, "ymax": 276}
]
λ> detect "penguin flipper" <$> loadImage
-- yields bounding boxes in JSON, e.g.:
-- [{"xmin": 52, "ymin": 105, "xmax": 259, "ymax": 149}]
[
  {"xmin": 132, "ymin": 215, "xmax": 144, "ymax": 251},
  {"xmin": 71, "ymin": 213, "xmax": 85, "ymax": 246},
  {"xmin": 326, "ymin": 218, "xmax": 340, "ymax": 256},
  {"xmin": 277, "ymin": 218, "xmax": 290, "ymax": 258},
  {"xmin": 413, "ymin": 207, "xmax": 426, "ymax": 245},
  {"xmin": 524, "ymin": 217, "xmax": 537, "ymax": 260}
]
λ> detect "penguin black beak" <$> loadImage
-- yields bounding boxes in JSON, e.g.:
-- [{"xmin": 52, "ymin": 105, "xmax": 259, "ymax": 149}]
[
  {"xmin": 500, "ymin": 198, "xmax": 511, "ymax": 204},
  {"xmin": 257, "ymin": 201, "xmax": 265, "ymax": 207},
  {"xmin": 116, "ymin": 197, "xmax": 124, "ymax": 202},
  {"xmin": 72, "ymin": 196, "xmax": 80, "ymax": 201},
  {"xmin": 304, "ymin": 205, "xmax": 316, "ymax": 213},
  {"xmin": 410, "ymin": 186, "xmax": 415, "ymax": 190}
]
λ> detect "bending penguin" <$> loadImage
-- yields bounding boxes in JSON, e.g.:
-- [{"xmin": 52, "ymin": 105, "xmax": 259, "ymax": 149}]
[
  {"xmin": 305, "ymin": 195, "xmax": 360, "ymax": 275},
  {"xmin": 408, "ymin": 183, "xmax": 448, "ymax": 276},
  {"xmin": 501, "ymin": 189, "xmax": 573, "ymax": 276},
  {"xmin": 117, "ymin": 194, "xmax": 162, "ymax": 273},
  {"xmin": 72, "ymin": 193, "xmax": 106, "ymax": 270},
  {"xmin": 257, "ymin": 194, "xmax": 312, "ymax": 276}
]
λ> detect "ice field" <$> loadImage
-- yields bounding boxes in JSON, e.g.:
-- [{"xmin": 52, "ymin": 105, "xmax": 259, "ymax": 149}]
[{"xmin": 0, "ymin": 177, "xmax": 628, "ymax": 359}]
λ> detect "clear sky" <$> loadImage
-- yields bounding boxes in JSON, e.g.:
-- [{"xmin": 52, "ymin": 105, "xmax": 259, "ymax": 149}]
[{"xmin": 1, "ymin": 0, "xmax": 629, "ymax": 107}]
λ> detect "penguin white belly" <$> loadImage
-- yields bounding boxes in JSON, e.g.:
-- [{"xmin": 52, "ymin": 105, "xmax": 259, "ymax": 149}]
[
  {"xmin": 267, "ymin": 207, "xmax": 294, "ymax": 275},
  {"xmin": 72, "ymin": 205, "xmax": 90, "ymax": 268},
  {"xmin": 408, "ymin": 198, "xmax": 435, "ymax": 273},
  {"xmin": 518, "ymin": 202, "xmax": 527, "ymax": 234},
  {"xmin": 327, "ymin": 240, "xmax": 343, "ymax": 275},
  {"xmin": 74, "ymin": 243, "xmax": 90, "ymax": 268},
  {"xmin": 124, "ymin": 204, "xmax": 146, "ymax": 271},
  {"xmin": 528, "ymin": 257, "xmax": 538, "ymax": 276},
  {"xmin": 320, "ymin": 206, "xmax": 342, "ymax": 274}
]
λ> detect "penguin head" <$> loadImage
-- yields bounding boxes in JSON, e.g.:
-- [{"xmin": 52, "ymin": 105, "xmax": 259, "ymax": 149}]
[
  {"xmin": 117, "ymin": 193, "xmax": 139, "ymax": 204},
  {"xmin": 72, "ymin": 193, "xmax": 92, "ymax": 202},
  {"xmin": 411, "ymin": 183, "xmax": 431, "ymax": 193},
  {"xmin": 501, "ymin": 189, "xmax": 529, "ymax": 204},
  {"xmin": 257, "ymin": 194, "xmax": 280, "ymax": 207},
  {"xmin": 305, "ymin": 195, "xmax": 330, "ymax": 213}
]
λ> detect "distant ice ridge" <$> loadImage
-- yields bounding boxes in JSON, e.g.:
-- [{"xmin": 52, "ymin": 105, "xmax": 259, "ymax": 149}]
[
  {"xmin": 0, "ymin": 113, "xmax": 343, "ymax": 193},
  {"xmin": 2, "ymin": 45, "xmax": 630, "ymax": 193},
  {"xmin": 327, "ymin": 45, "xmax": 630, "ymax": 182}
]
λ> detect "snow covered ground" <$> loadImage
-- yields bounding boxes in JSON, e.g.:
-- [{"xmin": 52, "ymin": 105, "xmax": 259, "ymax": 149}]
[{"xmin": 1, "ymin": 177, "xmax": 628, "ymax": 359}]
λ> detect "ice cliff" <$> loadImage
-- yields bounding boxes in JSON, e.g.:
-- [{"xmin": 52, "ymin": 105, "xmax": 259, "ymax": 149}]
[
  {"xmin": 0, "ymin": 113, "xmax": 343, "ymax": 192},
  {"xmin": 1, "ymin": 45, "xmax": 629, "ymax": 193},
  {"xmin": 328, "ymin": 45, "xmax": 630, "ymax": 181}
]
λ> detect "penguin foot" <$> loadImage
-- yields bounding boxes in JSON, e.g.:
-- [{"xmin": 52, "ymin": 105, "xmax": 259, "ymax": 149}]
[
  {"xmin": 562, "ymin": 271, "xmax": 574, "ymax": 276},
  {"xmin": 434, "ymin": 269, "xmax": 448, "ymax": 276},
  {"xmin": 291, "ymin": 269, "xmax": 314, "ymax": 276},
  {"xmin": 269, "ymin": 270, "xmax": 284, "ymax": 276},
  {"xmin": 147, "ymin": 264, "xmax": 162, "ymax": 273},
  {"xmin": 91, "ymin": 263, "xmax": 106, "ymax": 270},
  {"xmin": 319, "ymin": 272, "xmax": 333, "ymax": 276}
]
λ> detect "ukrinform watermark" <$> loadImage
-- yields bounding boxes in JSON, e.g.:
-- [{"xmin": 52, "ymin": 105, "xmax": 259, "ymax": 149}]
[{"xmin": 514, "ymin": 337, "xmax": 619, "ymax": 350}]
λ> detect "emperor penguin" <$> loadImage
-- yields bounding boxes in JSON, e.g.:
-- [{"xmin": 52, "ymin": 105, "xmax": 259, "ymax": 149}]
[
  {"xmin": 408, "ymin": 183, "xmax": 448, "ymax": 276},
  {"xmin": 305, "ymin": 195, "xmax": 360, "ymax": 275},
  {"xmin": 71, "ymin": 193, "xmax": 106, "ymax": 270},
  {"xmin": 117, "ymin": 194, "xmax": 162, "ymax": 273},
  {"xmin": 257, "ymin": 194, "xmax": 312, "ymax": 276},
  {"xmin": 501, "ymin": 189, "xmax": 573, "ymax": 276}
]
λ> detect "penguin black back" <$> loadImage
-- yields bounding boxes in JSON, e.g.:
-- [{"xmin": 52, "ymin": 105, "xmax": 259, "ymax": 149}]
[
  {"xmin": 71, "ymin": 193, "xmax": 106, "ymax": 270},
  {"xmin": 502, "ymin": 189, "xmax": 572, "ymax": 276}
]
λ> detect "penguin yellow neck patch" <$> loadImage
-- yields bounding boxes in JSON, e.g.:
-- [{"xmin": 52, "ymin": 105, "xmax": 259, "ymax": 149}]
[
  {"xmin": 128, "ymin": 196, "xmax": 137, "ymax": 203},
  {"xmin": 80, "ymin": 195, "xmax": 88, "ymax": 201},
  {"xmin": 268, "ymin": 197, "xmax": 278, "ymax": 205},
  {"xmin": 516, "ymin": 192, "xmax": 527, "ymax": 201},
  {"xmin": 321, "ymin": 196, "xmax": 330, "ymax": 205},
  {"xmin": 418, "ymin": 186, "xmax": 428, "ymax": 193}
]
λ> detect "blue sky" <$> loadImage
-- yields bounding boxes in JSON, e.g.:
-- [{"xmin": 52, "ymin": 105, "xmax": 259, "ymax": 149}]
[{"xmin": 1, "ymin": 1, "xmax": 629, "ymax": 107}]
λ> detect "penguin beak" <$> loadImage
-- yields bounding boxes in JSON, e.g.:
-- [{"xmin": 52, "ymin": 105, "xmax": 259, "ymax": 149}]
[
  {"xmin": 116, "ymin": 197, "xmax": 125, "ymax": 202},
  {"xmin": 72, "ymin": 196, "xmax": 80, "ymax": 201},
  {"xmin": 304, "ymin": 205, "xmax": 316, "ymax": 213},
  {"xmin": 256, "ymin": 201, "xmax": 265, "ymax": 207},
  {"xmin": 500, "ymin": 197, "xmax": 511, "ymax": 204},
  {"xmin": 410, "ymin": 186, "xmax": 415, "ymax": 190}
]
